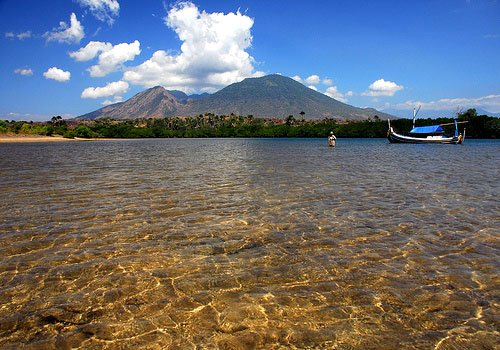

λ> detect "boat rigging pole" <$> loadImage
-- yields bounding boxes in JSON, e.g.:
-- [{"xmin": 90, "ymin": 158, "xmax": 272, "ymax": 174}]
[{"xmin": 413, "ymin": 105, "xmax": 421, "ymax": 129}]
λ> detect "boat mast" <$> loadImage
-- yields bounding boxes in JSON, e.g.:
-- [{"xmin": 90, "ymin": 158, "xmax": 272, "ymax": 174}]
[{"xmin": 413, "ymin": 105, "xmax": 421, "ymax": 129}]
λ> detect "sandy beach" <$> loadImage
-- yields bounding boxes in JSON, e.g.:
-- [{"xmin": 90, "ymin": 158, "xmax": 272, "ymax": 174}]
[
  {"xmin": 0, "ymin": 134, "xmax": 78, "ymax": 143},
  {"xmin": 0, "ymin": 135, "xmax": 123, "ymax": 143}
]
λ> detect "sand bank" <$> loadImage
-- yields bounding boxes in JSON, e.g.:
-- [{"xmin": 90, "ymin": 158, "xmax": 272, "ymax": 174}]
[{"xmin": 0, "ymin": 134, "xmax": 79, "ymax": 143}]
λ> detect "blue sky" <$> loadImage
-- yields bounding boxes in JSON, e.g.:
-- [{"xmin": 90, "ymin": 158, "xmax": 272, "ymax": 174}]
[{"xmin": 1, "ymin": 0, "xmax": 499, "ymax": 121}]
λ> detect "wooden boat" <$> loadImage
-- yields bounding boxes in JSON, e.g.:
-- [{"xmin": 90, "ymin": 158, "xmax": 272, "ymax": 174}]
[{"xmin": 387, "ymin": 107, "xmax": 466, "ymax": 144}]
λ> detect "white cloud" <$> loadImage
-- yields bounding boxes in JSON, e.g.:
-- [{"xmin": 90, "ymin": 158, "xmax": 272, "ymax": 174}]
[
  {"xmin": 77, "ymin": 0, "xmax": 120, "ymax": 25},
  {"xmin": 297, "ymin": 74, "xmax": 334, "ymax": 86},
  {"xmin": 81, "ymin": 80, "xmax": 129, "ymax": 98},
  {"xmin": 69, "ymin": 40, "xmax": 140, "ymax": 77},
  {"xmin": 69, "ymin": 41, "xmax": 113, "ymax": 61},
  {"xmin": 322, "ymin": 78, "xmax": 333, "ymax": 86},
  {"xmin": 308, "ymin": 85, "xmax": 318, "ymax": 91},
  {"xmin": 43, "ymin": 67, "xmax": 71, "ymax": 82},
  {"xmin": 363, "ymin": 78, "xmax": 403, "ymax": 97},
  {"xmin": 101, "ymin": 95, "xmax": 123, "ymax": 105},
  {"xmin": 305, "ymin": 74, "xmax": 320, "ymax": 84},
  {"xmin": 387, "ymin": 94, "xmax": 500, "ymax": 113},
  {"xmin": 6, "ymin": 31, "xmax": 32, "ymax": 40},
  {"xmin": 14, "ymin": 68, "xmax": 33, "ymax": 76},
  {"xmin": 43, "ymin": 13, "xmax": 84, "ymax": 44},
  {"xmin": 123, "ymin": 1, "xmax": 260, "ymax": 92},
  {"xmin": 324, "ymin": 86, "xmax": 353, "ymax": 103},
  {"xmin": 17, "ymin": 31, "xmax": 32, "ymax": 40},
  {"xmin": 87, "ymin": 40, "xmax": 140, "ymax": 77}
]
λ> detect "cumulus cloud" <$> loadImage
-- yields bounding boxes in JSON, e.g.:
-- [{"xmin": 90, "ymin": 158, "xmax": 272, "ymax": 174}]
[
  {"xmin": 5, "ymin": 31, "xmax": 32, "ymax": 40},
  {"xmin": 123, "ymin": 1, "xmax": 261, "ymax": 92},
  {"xmin": 90, "ymin": 40, "xmax": 140, "ymax": 77},
  {"xmin": 363, "ymin": 79, "xmax": 403, "ymax": 97},
  {"xmin": 305, "ymin": 75, "xmax": 320, "ymax": 84},
  {"xmin": 14, "ymin": 68, "xmax": 33, "ymax": 76},
  {"xmin": 43, "ymin": 67, "xmax": 71, "ymax": 82},
  {"xmin": 69, "ymin": 41, "xmax": 113, "ymax": 61},
  {"xmin": 387, "ymin": 94, "xmax": 500, "ymax": 113},
  {"xmin": 90, "ymin": 41, "xmax": 140, "ymax": 77},
  {"xmin": 81, "ymin": 80, "xmax": 129, "ymax": 98},
  {"xmin": 101, "ymin": 95, "xmax": 123, "ymax": 105},
  {"xmin": 43, "ymin": 13, "xmax": 84, "ymax": 44},
  {"xmin": 294, "ymin": 74, "xmax": 334, "ymax": 86},
  {"xmin": 324, "ymin": 86, "xmax": 353, "ymax": 103},
  {"xmin": 70, "ymin": 40, "xmax": 141, "ymax": 77},
  {"xmin": 322, "ymin": 78, "xmax": 333, "ymax": 86},
  {"xmin": 76, "ymin": 0, "xmax": 120, "ymax": 25},
  {"xmin": 308, "ymin": 85, "xmax": 318, "ymax": 91}
]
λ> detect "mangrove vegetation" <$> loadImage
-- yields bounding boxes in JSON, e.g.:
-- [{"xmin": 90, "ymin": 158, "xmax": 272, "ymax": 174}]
[{"xmin": 1, "ymin": 109, "xmax": 498, "ymax": 139}]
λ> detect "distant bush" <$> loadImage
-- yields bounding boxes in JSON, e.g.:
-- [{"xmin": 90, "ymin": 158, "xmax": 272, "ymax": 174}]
[
  {"xmin": 0, "ymin": 120, "xmax": 7, "ymax": 134},
  {"xmin": 71, "ymin": 125, "xmax": 97, "ymax": 138},
  {"xmin": 1, "ymin": 111, "xmax": 498, "ymax": 139}
]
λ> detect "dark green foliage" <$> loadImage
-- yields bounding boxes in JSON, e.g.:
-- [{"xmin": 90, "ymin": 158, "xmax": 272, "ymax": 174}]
[
  {"xmin": 457, "ymin": 108, "xmax": 499, "ymax": 138},
  {"xmin": 0, "ymin": 120, "xmax": 8, "ymax": 133},
  {"xmin": 72, "ymin": 125, "xmax": 97, "ymax": 138},
  {"xmin": 2, "ymin": 109, "xmax": 498, "ymax": 139}
]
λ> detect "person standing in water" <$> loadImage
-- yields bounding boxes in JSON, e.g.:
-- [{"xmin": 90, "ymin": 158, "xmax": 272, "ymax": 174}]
[{"xmin": 328, "ymin": 131, "xmax": 336, "ymax": 147}]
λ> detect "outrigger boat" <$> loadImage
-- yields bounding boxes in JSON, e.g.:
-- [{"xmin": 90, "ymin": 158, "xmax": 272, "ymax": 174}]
[{"xmin": 387, "ymin": 107, "xmax": 467, "ymax": 144}]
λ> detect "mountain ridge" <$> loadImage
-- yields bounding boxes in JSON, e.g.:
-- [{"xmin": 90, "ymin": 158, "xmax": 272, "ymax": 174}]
[{"xmin": 78, "ymin": 74, "xmax": 394, "ymax": 120}]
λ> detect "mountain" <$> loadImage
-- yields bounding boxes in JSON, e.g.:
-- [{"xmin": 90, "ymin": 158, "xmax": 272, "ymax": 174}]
[
  {"xmin": 80, "ymin": 86, "xmax": 185, "ymax": 119},
  {"xmin": 182, "ymin": 74, "xmax": 393, "ymax": 120},
  {"xmin": 78, "ymin": 74, "xmax": 394, "ymax": 120}
]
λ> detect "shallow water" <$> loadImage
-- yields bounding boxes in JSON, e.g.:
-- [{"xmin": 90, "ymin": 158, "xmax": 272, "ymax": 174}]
[{"xmin": 0, "ymin": 138, "xmax": 498, "ymax": 349}]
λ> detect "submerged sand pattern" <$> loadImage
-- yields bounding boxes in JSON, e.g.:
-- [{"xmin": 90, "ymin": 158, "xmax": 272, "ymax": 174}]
[{"xmin": 0, "ymin": 139, "xmax": 498, "ymax": 349}]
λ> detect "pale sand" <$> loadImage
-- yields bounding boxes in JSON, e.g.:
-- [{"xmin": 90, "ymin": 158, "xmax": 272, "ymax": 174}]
[
  {"xmin": 0, "ymin": 135, "xmax": 134, "ymax": 143},
  {"xmin": 0, "ymin": 134, "xmax": 78, "ymax": 143}
]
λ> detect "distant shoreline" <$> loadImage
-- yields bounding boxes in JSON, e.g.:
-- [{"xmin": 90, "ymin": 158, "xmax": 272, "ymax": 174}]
[
  {"xmin": 0, "ymin": 134, "xmax": 133, "ymax": 143},
  {"xmin": 0, "ymin": 134, "xmax": 77, "ymax": 143}
]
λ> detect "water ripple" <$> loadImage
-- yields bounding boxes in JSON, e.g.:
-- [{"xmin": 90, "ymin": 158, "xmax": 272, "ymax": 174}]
[{"xmin": 0, "ymin": 139, "xmax": 498, "ymax": 349}]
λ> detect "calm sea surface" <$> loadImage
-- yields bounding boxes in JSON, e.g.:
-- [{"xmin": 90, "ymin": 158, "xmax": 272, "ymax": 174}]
[{"xmin": 0, "ymin": 138, "xmax": 498, "ymax": 349}]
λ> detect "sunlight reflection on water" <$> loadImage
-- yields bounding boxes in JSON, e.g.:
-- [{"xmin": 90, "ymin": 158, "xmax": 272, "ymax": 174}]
[{"xmin": 0, "ymin": 138, "xmax": 499, "ymax": 349}]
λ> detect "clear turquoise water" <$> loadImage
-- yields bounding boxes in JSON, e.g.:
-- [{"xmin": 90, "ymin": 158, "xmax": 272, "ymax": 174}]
[{"xmin": 0, "ymin": 138, "xmax": 498, "ymax": 349}]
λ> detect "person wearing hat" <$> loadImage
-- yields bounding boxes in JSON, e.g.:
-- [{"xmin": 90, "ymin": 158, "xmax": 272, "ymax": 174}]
[{"xmin": 328, "ymin": 131, "xmax": 336, "ymax": 147}]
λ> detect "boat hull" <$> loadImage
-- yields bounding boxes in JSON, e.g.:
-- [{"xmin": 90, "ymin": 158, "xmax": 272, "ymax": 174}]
[{"xmin": 388, "ymin": 129, "xmax": 462, "ymax": 144}]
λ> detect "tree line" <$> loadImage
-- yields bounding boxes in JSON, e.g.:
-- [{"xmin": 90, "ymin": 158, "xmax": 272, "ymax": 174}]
[{"xmin": 1, "ymin": 109, "xmax": 498, "ymax": 139}]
